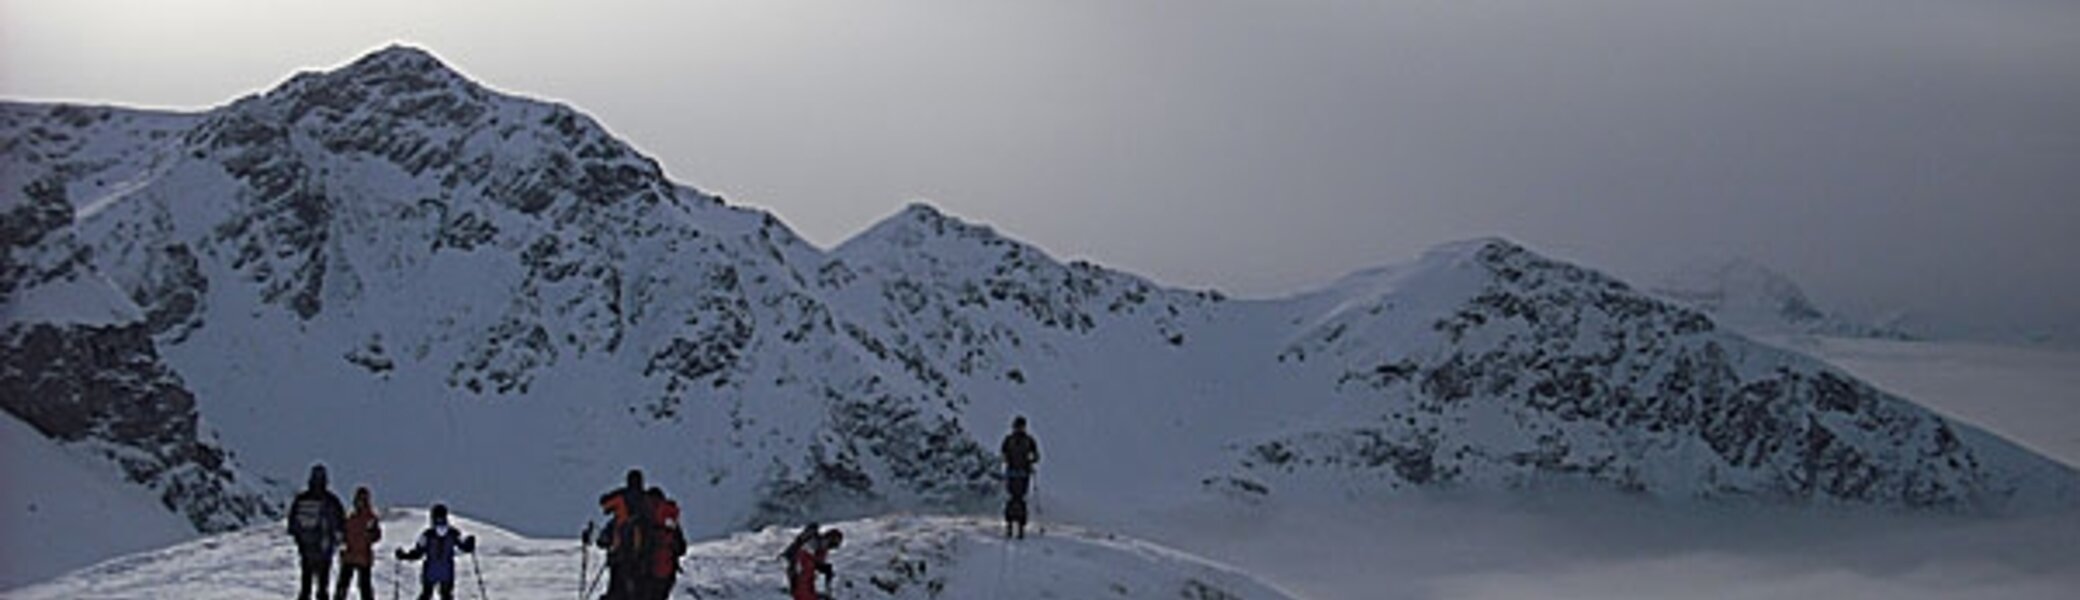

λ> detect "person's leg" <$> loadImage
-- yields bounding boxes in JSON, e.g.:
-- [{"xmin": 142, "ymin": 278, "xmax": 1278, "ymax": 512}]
[
  {"xmin": 416, "ymin": 581, "xmax": 434, "ymax": 600},
  {"xmin": 357, "ymin": 565, "xmax": 375, "ymax": 600},
  {"xmin": 633, "ymin": 574, "xmax": 654, "ymax": 600},
  {"xmin": 437, "ymin": 580, "xmax": 455, "ymax": 600},
  {"xmin": 298, "ymin": 558, "xmax": 317, "ymax": 600},
  {"xmin": 614, "ymin": 565, "xmax": 640, "ymax": 600},
  {"xmin": 333, "ymin": 563, "xmax": 350, "ymax": 600},
  {"xmin": 314, "ymin": 558, "xmax": 332, "ymax": 600}
]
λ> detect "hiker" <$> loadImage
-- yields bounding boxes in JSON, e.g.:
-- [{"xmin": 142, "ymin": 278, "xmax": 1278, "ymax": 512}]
[
  {"xmin": 597, "ymin": 469, "xmax": 652, "ymax": 600},
  {"xmin": 641, "ymin": 487, "xmax": 688, "ymax": 600},
  {"xmin": 1001, "ymin": 416, "xmax": 1040, "ymax": 538},
  {"xmin": 395, "ymin": 504, "xmax": 477, "ymax": 600},
  {"xmin": 288, "ymin": 464, "xmax": 347, "ymax": 600},
  {"xmin": 335, "ymin": 486, "xmax": 383, "ymax": 600},
  {"xmin": 785, "ymin": 526, "xmax": 843, "ymax": 600}
]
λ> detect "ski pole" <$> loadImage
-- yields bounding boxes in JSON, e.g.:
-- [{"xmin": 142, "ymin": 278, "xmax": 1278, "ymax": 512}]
[
  {"xmin": 470, "ymin": 549, "xmax": 491, "ymax": 600},
  {"xmin": 1035, "ymin": 470, "xmax": 1048, "ymax": 537},
  {"xmin": 391, "ymin": 555, "xmax": 402, "ymax": 600},
  {"xmin": 581, "ymin": 559, "xmax": 609, "ymax": 599},
  {"xmin": 579, "ymin": 522, "xmax": 592, "ymax": 600}
]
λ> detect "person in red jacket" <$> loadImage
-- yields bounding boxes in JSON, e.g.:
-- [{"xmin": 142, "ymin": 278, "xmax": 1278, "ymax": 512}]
[
  {"xmin": 334, "ymin": 486, "xmax": 382, "ymax": 600},
  {"xmin": 640, "ymin": 487, "xmax": 687, "ymax": 600},
  {"xmin": 786, "ymin": 527, "xmax": 843, "ymax": 600}
]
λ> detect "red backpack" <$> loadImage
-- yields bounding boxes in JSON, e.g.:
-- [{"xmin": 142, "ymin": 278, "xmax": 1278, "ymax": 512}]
[{"xmin": 649, "ymin": 499, "xmax": 686, "ymax": 577}]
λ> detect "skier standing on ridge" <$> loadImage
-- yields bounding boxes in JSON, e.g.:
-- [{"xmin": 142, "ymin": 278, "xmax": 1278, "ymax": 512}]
[
  {"xmin": 1001, "ymin": 416, "xmax": 1040, "ymax": 539},
  {"xmin": 288, "ymin": 464, "xmax": 347, "ymax": 600},
  {"xmin": 335, "ymin": 486, "xmax": 383, "ymax": 600},
  {"xmin": 596, "ymin": 469, "xmax": 653, "ymax": 600},
  {"xmin": 396, "ymin": 504, "xmax": 478, "ymax": 600}
]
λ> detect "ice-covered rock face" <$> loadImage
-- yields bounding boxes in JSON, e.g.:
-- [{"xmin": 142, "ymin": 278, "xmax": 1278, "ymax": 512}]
[{"xmin": 1, "ymin": 138, "xmax": 273, "ymax": 534}]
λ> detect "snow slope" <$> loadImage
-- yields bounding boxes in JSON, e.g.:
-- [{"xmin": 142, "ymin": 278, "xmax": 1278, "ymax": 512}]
[
  {"xmin": 0, "ymin": 414, "xmax": 195, "ymax": 589},
  {"xmin": 1, "ymin": 101, "xmax": 275, "ymax": 557},
  {"xmin": 1765, "ymin": 336, "xmax": 2080, "ymax": 469},
  {"xmin": 0, "ymin": 510, "xmax": 1293, "ymax": 600}
]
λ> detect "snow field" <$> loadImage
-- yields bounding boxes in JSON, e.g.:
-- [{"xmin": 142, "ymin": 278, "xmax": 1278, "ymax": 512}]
[{"xmin": 2, "ymin": 510, "xmax": 1294, "ymax": 600}]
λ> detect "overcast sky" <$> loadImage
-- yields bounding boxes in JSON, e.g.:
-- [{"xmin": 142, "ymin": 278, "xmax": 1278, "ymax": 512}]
[{"xmin": 5, "ymin": 0, "xmax": 2077, "ymax": 338}]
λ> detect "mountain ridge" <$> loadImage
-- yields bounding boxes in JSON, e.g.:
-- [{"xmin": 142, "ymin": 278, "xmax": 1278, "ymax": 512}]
[{"xmin": 3, "ymin": 46, "xmax": 2074, "ymax": 585}]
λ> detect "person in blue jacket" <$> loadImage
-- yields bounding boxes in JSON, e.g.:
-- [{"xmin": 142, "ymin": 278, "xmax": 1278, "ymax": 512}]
[{"xmin": 395, "ymin": 504, "xmax": 477, "ymax": 600}]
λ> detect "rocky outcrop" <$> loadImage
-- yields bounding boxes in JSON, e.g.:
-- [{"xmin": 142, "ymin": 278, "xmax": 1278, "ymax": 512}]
[
  {"xmin": 1238, "ymin": 241, "xmax": 2069, "ymax": 510},
  {"xmin": 2, "ymin": 155, "xmax": 273, "ymax": 533}
]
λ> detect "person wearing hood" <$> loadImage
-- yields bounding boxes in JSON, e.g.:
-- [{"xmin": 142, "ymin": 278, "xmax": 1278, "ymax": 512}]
[
  {"xmin": 334, "ymin": 486, "xmax": 382, "ymax": 600},
  {"xmin": 396, "ymin": 504, "xmax": 477, "ymax": 600},
  {"xmin": 288, "ymin": 464, "xmax": 347, "ymax": 600}
]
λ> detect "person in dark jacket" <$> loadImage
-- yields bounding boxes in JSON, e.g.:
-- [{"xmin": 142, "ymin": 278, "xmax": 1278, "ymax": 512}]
[
  {"xmin": 395, "ymin": 504, "xmax": 477, "ymax": 600},
  {"xmin": 288, "ymin": 464, "xmax": 347, "ymax": 600},
  {"xmin": 1000, "ymin": 417, "xmax": 1040, "ymax": 538},
  {"xmin": 335, "ymin": 486, "xmax": 382, "ymax": 600},
  {"xmin": 596, "ymin": 469, "xmax": 652, "ymax": 600}
]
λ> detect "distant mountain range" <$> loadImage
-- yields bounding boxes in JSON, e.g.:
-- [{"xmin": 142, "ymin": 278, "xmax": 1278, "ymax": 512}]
[
  {"xmin": 4, "ymin": 45, "xmax": 2074, "ymax": 584},
  {"xmin": 1650, "ymin": 258, "xmax": 1916, "ymax": 341}
]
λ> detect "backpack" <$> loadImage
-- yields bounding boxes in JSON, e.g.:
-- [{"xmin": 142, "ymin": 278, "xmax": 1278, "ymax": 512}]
[
  {"xmin": 649, "ymin": 500, "xmax": 687, "ymax": 577},
  {"xmin": 291, "ymin": 496, "xmax": 329, "ymax": 543}
]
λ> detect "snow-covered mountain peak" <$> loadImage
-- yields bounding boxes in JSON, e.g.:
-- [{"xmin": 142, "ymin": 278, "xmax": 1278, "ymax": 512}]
[
  {"xmin": 1653, "ymin": 257, "xmax": 1913, "ymax": 340},
  {"xmin": 835, "ymin": 202, "xmax": 1032, "ymax": 266},
  {"xmin": 223, "ymin": 44, "xmax": 487, "ymax": 129},
  {"xmin": 825, "ymin": 202, "xmax": 1222, "ymax": 346},
  {"xmin": 334, "ymin": 44, "xmax": 464, "ymax": 82},
  {"xmin": 1302, "ymin": 237, "xmax": 1658, "ymax": 327},
  {"xmin": 1658, "ymin": 257, "xmax": 1818, "ymax": 319}
]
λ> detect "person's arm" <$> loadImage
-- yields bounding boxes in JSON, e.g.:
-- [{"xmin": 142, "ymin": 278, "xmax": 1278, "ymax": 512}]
[
  {"xmin": 458, "ymin": 530, "xmax": 477, "ymax": 554},
  {"xmin": 397, "ymin": 533, "xmax": 427, "ymax": 560},
  {"xmin": 370, "ymin": 516, "xmax": 382, "ymax": 544},
  {"xmin": 328, "ymin": 498, "xmax": 348, "ymax": 546},
  {"xmin": 1028, "ymin": 436, "xmax": 1040, "ymax": 466},
  {"xmin": 817, "ymin": 553, "xmax": 834, "ymax": 589}
]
